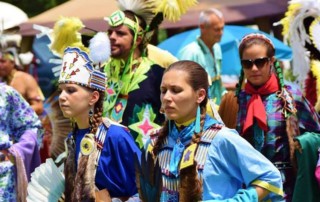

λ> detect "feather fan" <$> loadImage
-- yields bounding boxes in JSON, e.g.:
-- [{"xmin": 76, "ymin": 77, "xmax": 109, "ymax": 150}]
[
  {"xmin": 27, "ymin": 158, "xmax": 65, "ymax": 202},
  {"xmin": 45, "ymin": 90, "xmax": 72, "ymax": 159},
  {"xmin": 135, "ymin": 149, "xmax": 162, "ymax": 202}
]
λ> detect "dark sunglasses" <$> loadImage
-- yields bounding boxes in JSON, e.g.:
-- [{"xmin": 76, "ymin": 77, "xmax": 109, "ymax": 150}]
[{"xmin": 241, "ymin": 57, "xmax": 270, "ymax": 69}]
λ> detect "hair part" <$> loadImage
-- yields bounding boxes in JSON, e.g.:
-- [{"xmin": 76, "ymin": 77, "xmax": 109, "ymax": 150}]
[{"xmin": 165, "ymin": 60, "xmax": 209, "ymax": 109}]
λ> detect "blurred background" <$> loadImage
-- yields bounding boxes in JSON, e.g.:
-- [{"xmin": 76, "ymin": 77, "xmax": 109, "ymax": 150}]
[{"xmin": 1, "ymin": 0, "xmax": 291, "ymax": 98}]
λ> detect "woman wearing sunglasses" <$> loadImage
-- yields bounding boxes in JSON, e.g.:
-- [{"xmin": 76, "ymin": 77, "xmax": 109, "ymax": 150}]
[{"xmin": 233, "ymin": 33, "xmax": 320, "ymax": 201}]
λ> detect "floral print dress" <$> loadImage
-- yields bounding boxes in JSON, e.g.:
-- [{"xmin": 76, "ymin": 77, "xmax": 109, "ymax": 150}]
[{"xmin": 0, "ymin": 83, "xmax": 43, "ymax": 202}]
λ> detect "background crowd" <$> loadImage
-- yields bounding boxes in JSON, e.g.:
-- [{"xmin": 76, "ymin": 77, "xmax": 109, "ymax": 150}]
[{"xmin": 1, "ymin": 0, "xmax": 320, "ymax": 201}]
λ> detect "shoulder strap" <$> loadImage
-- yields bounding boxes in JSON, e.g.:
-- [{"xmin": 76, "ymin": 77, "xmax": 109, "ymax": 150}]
[
  {"xmin": 180, "ymin": 125, "xmax": 222, "ymax": 171},
  {"xmin": 95, "ymin": 119, "xmax": 112, "ymax": 164}
]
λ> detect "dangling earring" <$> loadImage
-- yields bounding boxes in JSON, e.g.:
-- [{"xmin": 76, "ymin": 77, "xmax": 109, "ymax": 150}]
[
  {"xmin": 194, "ymin": 105, "xmax": 201, "ymax": 133},
  {"xmin": 89, "ymin": 108, "xmax": 94, "ymax": 125}
]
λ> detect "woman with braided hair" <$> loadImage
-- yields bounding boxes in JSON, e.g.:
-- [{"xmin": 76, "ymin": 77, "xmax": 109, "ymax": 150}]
[
  {"xmin": 234, "ymin": 33, "xmax": 320, "ymax": 201},
  {"xmin": 139, "ymin": 60, "xmax": 283, "ymax": 201},
  {"xmin": 58, "ymin": 47, "xmax": 141, "ymax": 201}
]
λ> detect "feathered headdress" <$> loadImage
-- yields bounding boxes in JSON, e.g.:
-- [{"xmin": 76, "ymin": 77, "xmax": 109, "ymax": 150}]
[
  {"xmin": 50, "ymin": 17, "xmax": 88, "ymax": 58},
  {"xmin": 44, "ymin": 17, "xmax": 111, "ymax": 159},
  {"xmin": 277, "ymin": 0, "xmax": 320, "ymax": 112},
  {"xmin": 106, "ymin": 0, "xmax": 198, "ymax": 56},
  {"xmin": 278, "ymin": 0, "xmax": 320, "ymax": 88},
  {"xmin": 50, "ymin": 17, "xmax": 111, "ymax": 92},
  {"xmin": 117, "ymin": 0, "xmax": 197, "ymax": 24},
  {"xmin": 0, "ymin": 31, "xmax": 23, "ymax": 68}
]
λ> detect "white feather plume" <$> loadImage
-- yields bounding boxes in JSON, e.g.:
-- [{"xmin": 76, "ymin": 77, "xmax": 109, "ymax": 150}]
[
  {"xmin": 89, "ymin": 32, "xmax": 111, "ymax": 66},
  {"xmin": 285, "ymin": 0, "xmax": 320, "ymax": 88},
  {"xmin": 117, "ymin": 0, "xmax": 156, "ymax": 25}
]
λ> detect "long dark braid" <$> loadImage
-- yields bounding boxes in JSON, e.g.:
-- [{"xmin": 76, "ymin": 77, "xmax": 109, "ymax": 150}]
[
  {"xmin": 90, "ymin": 91, "xmax": 105, "ymax": 134},
  {"xmin": 179, "ymin": 107, "xmax": 206, "ymax": 202},
  {"xmin": 238, "ymin": 34, "xmax": 299, "ymax": 169},
  {"xmin": 235, "ymin": 69, "xmax": 245, "ymax": 99},
  {"xmin": 66, "ymin": 90, "xmax": 105, "ymax": 201},
  {"xmin": 274, "ymin": 60, "xmax": 299, "ymax": 170},
  {"xmin": 153, "ymin": 60, "xmax": 209, "ymax": 201},
  {"xmin": 152, "ymin": 120, "xmax": 169, "ymax": 157}
]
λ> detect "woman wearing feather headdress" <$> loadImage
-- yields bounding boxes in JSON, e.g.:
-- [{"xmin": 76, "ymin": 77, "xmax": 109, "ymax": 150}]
[
  {"xmin": 57, "ymin": 38, "xmax": 141, "ymax": 200},
  {"xmin": 138, "ymin": 60, "xmax": 284, "ymax": 201},
  {"xmin": 27, "ymin": 17, "xmax": 141, "ymax": 201}
]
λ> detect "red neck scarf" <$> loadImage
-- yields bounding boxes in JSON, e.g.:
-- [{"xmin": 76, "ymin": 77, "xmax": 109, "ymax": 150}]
[{"xmin": 242, "ymin": 73, "xmax": 280, "ymax": 134}]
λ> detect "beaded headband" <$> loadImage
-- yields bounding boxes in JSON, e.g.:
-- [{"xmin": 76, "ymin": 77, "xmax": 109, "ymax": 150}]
[
  {"xmin": 239, "ymin": 33, "xmax": 275, "ymax": 50},
  {"xmin": 58, "ymin": 47, "xmax": 106, "ymax": 92},
  {"xmin": 0, "ymin": 51, "xmax": 14, "ymax": 61},
  {"xmin": 105, "ymin": 10, "xmax": 143, "ymax": 35}
]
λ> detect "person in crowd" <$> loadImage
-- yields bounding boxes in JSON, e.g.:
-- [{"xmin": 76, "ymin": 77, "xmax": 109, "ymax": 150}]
[
  {"xmin": 0, "ymin": 83, "xmax": 43, "ymax": 201},
  {"xmin": 178, "ymin": 8, "xmax": 225, "ymax": 104},
  {"xmin": 58, "ymin": 46, "xmax": 141, "ymax": 200},
  {"xmin": 233, "ymin": 33, "xmax": 320, "ymax": 201},
  {"xmin": 0, "ymin": 43, "xmax": 44, "ymax": 115},
  {"xmin": 137, "ymin": 60, "xmax": 284, "ymax": 201},
  {"xmin": 103, "ymin": 0, "xmax": 196, "ymax": 147},
  {"xmin": 104, "ymin": 9, "xmax": 165, "ymax": 148}
]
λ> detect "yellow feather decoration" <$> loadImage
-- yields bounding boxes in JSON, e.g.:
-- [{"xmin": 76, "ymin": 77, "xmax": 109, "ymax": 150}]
[
  {"xmin": 280, "ymin": 3, "xmax": 302, "ymax": 37},
  {"xmin": 177, "ymin": 0, "xmax": 198, "ymax": 15},
  {"xmin": 50, "ymin": 17, "xmax": 88, "ymax": 57},
  {"xmin": 309, "ymin": 17, "xmax": 320, "ymax": 52},
  {"xmin": 310, "ymin": 60, "xmax": 320, "ymax": 112},
  {"xmin": 151, "ymin": 0, "xmax": 198, "ymax": 22}
]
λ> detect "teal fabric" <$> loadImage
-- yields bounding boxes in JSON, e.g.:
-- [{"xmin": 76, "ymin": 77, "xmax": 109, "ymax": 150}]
[
  {"xmin": 293, "ymin": 132, "xmax": 320, "ymax": 202},
  {"xmin": 178, "ymin": 38, "xmax": 225, "ymax": 104},
  {"xmin": 168, "ymin": 116, "xmax": 218, "ymax": 176}
]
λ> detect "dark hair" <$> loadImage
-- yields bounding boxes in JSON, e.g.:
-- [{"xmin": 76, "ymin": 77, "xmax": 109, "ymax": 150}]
[
  {"xmin": 65, "ymin": 88, "xmax": 104, "ymax": 201},
  {"xmin": 236, "ymin": 34, "xmax": 275, "ymax": 97},
  {"xmin": 154, "ymin": 60, "xmax": 209, "ymax": 201},
  {"xmin": 124, "ymin": 10, "xmax": 147, "ymax": 53},
  {"xmin": 164, "ymin": 60, "xmax": 209, "ymax": 108},
  {"xmin": 239, "ymin": 35, "xmax": 275, "ymax": 59},
  {"xmin": 89, "ymin": 90, "xmax": 105, "ymax": 134},
  {"xmin": 67, "ymin": 86, "xmax": 104, "ymax": 135}
]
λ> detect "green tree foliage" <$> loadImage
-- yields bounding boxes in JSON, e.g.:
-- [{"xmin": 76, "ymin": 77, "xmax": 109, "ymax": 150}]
[{"xmin": 2, "ymin": 0, "xmax": 68, "ymax": 17}]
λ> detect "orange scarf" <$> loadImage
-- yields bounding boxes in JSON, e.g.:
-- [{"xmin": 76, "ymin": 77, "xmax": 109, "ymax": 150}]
[{"xmin": 243, "ymin": 74, "xmax": 279, "ymax": 133}]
